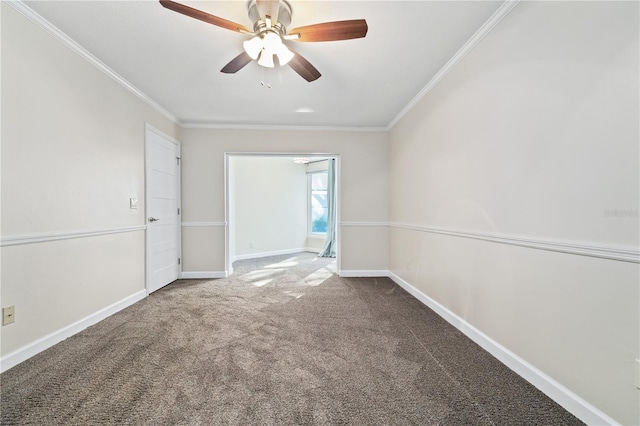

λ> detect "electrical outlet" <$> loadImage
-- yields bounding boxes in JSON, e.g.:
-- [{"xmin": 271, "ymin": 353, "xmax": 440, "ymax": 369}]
[
  {"xmin": 3, "ymin": 306, "xmax": 15, "ymax": 326},
  {"xmin": 130, "ymin": 198, "xmax": 138, "ymax": 209}
]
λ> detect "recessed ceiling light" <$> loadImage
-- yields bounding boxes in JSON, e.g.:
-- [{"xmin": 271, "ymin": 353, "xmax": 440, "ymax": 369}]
[
  {"xmin": 296, "ymin": 107, "xmax": 314, "ymax": 113},
  {"xmin": 292, "ymin": 158, "xmax": 310, "ymax": 164}
]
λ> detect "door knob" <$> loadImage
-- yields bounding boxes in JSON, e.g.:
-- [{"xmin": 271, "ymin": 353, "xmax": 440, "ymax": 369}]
[{"xmin": 148, "ymin": 217, "xmax": 160, "ymax": 222}]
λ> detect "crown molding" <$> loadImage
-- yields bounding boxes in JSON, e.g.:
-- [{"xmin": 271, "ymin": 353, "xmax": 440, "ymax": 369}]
[
  {"xmin": 6, "ymin": 0, "xmax": 181, "ymax": 126},
  {"xmin": 386, "ymin": 0, "xmax": 522, "ymax": 130},
  {"xmin": 181, "ymin": 122, "xmax": 387, "ymax": 132}
]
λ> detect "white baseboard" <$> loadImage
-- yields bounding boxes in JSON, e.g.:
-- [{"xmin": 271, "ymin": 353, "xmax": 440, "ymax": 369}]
[
  {"xmin": 180, "ymin": 271, "xmax": 228, "ymax": 279},
  {"xmin": 233, "ymin": 248, "xmax": 309, "ymax": 262},
  {"xmin": 387, "ymin": 271, "xmax": 618, "ymax": 426},
  {"xmin": 339, "ymin": 270, "xmax": 388, "ymax": 278},
  {"xmin": 0, "ymin": 290, "xmax": 146, "ymax": 373},
  {"xmin": 305, "ymin": 247, "xmax": 321, "ymax": 254}
]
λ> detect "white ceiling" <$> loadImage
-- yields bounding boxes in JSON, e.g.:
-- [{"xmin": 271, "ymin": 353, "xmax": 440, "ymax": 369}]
[{"xmin": 23, "ymin": 1, "xmax": 504, "ymax": 129}]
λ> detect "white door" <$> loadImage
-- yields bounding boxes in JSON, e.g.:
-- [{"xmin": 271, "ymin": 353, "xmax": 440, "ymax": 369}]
[{"xmin": 145, "ymin": 126, "xmax": 180, "ymax": 294}]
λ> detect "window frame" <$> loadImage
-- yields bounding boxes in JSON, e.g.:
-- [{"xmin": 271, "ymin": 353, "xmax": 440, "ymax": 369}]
[{"xmin": 307, "ymin": 170, "xmax": 328, "ymax": 238}]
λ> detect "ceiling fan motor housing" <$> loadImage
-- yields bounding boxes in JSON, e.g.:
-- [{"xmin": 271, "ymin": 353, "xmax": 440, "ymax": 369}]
[{"xmin": 248, "ymin": 0, "xmax": 292, "ymax": 34}]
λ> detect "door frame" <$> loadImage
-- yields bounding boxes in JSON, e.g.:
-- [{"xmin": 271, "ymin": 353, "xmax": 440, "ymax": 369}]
[
  {"xmin": 224, "ymin": 152, "xmax": 341, "ymax": 276},
  {"xmin": 145, "ymin": 123, "xmax": 182, "ymax": 294}
]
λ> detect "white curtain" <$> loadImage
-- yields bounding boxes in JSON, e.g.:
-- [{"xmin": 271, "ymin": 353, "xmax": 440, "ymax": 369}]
[{"xmin": 319, "ymin": 159, "xmax": 337, "ymax": 258}]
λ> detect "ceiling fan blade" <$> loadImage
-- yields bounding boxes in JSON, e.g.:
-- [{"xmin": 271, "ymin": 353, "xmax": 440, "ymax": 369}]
[
  {"xmin": 288, "ymin": 19, "xmax": 368, "ymax": 42},
  {"xmin": 256, "ymin": 0, "xmax": 279, "ymax": 25},
  {"xmin": 160, "ymin": 1, "xmax": 250, "ymax": 33},
  {"xmin": 287, "ymin": 49, "xmax": 321, "ymax": 82},
  {"xmin": 221, "ymin": 52, "xmax": 253, "ymax": 74}
]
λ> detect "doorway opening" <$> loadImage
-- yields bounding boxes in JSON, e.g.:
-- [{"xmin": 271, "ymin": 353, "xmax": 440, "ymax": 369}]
[{"xmin": 224, "ymin": 153, "xmax": 340, "ymax": 276}]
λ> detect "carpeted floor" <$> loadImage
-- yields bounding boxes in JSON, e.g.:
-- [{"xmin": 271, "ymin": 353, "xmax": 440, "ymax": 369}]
[{"xmin": 1, "ymin": 252, "xmax": 583, "ymax": 425}]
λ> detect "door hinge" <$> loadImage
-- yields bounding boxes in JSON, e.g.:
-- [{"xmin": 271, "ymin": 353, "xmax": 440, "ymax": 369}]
[
  {"xmin": 178, "ymin": 208, "xmax": 180, "ymax": 215},
  {"xmin": 178, "ymin": 258, "xmax": 181, "ymax": 265},
  {"xmin": 176, "ymin": 157, "xmax": 181, "ymax": 165}
]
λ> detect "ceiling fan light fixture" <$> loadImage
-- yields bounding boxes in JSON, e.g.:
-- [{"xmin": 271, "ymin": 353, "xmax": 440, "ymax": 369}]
[
  {"xmin": 258, "ymin": 52, "xmax": 275, "ymax": 68},
  {"xmin": 257, "ymin": 31, "xmax": 285, "ymax": 68},
  {"xmin": 262, "ymin": 31, "xmax": 282, "ymax": 52},
  {"xmin": 244, "ymin": 31, "xmax": 290, "ymax": 67},
  {"xmin": 243, "ymin": 36, "xmax": 263, "ymax": 60},
  {"xmin": 275, "ymin": 44, "xmax": 294, "ymax": 66}
]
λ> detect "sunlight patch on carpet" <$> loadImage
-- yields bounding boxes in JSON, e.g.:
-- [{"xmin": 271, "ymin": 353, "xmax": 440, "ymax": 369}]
[
  {"xmin": 303, "ymin": 267, "xmax": 334, "ymax": 286},
  {"xmin": 251, "ymin": 278, "xmax": 273, "ymax": 287},
  {"xmin": 240, "ymin": 268, "xmax": 284, "ymax": 282},
  {"xmin": 264, "ymin": 256, "xmax": 300, "ymax": 269}
]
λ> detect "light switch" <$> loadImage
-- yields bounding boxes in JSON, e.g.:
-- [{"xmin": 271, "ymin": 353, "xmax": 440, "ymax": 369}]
[{"xmin": 130, "ymin": 198, "xmax": 138, "ymax": 209}]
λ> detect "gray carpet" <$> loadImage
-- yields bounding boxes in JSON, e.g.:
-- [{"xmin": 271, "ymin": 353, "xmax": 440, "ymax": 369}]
[{"xmin": 1, "ymin": 252, "xmax": 583, "ymax": 425}]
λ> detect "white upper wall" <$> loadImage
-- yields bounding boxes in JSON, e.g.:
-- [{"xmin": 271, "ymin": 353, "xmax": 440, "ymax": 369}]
[
  {"xmin": 391, "ymin": 1, "xmax": 639, "ymax": 247},
  {"xmin": 2, "ymin": 4, "xmax": 180, "ymax": 236}
]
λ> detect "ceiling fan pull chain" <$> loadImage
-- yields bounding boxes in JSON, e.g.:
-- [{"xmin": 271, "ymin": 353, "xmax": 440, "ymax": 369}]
[{"xmin": 260, "ymin": 66, "xmax": 272, "ymax": 89}]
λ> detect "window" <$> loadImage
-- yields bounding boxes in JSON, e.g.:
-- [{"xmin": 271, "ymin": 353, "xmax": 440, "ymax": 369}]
[{"xmin": 308, "ymin": 171, "xmax": 328, "ymax": 235}]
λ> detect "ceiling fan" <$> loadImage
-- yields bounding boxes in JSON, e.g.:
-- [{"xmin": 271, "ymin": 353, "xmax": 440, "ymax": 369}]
[{"xmin": 159, "ymin": 0, "xmax": 368, "ymax": 82}]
